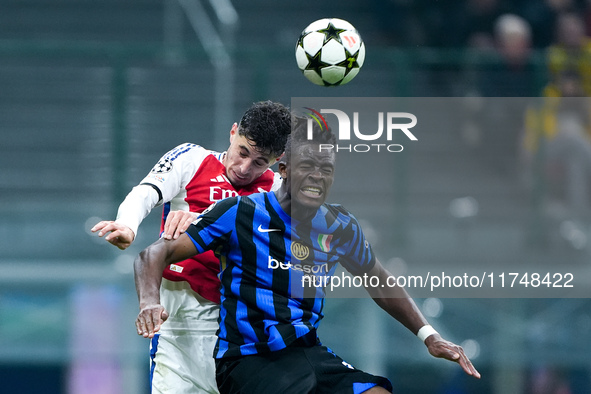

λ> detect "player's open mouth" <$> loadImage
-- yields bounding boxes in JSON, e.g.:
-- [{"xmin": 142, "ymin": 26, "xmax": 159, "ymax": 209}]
[{"xmin": 301, "ymin": 186, "xmax": 323, "ymax": 198}]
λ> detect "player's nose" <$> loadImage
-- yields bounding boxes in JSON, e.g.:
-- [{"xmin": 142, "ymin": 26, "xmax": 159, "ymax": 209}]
[
  {"xmin": 238, "ymin": 160, "xmax": 252, "ymax": 175},
  {"xmin": 308, "ymin": 167, "xmax": 323, "ymax": 179}
]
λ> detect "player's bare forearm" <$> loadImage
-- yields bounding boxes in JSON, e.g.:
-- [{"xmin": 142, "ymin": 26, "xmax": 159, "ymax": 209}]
[
  {"xmin": 134, "ymin": 234, "xmax": 198, "ymax": 337},
  {"xmin": 134, "ymin": 234, "xmax": 197, "ymax": 307},
  {"xmin": 135, "ymin": 240, "xmax": 167, "ymax": 308},
  {"xmin": 365, "ymin": 260, "xmax": 481, "ymax": 379},
  {"xmin": 364, "ymin": 260, "xmax": 428, "ymax": 334}
]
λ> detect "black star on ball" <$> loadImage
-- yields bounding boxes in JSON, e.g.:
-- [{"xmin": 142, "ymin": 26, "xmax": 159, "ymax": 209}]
[
  {"xmin": 317, "ymin": 22, "xmax": 347, "ymax": 45},
  {"xmin": 305, "ymin": 50, "xmax": 330, "ymax": 71}
]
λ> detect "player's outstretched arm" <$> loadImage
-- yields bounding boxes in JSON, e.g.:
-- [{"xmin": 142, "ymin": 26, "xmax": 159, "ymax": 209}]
[
  {"xmin": 161, "ymin": 210, "xmax": 199, "ymax": 240},
  {"xmin": 134, "ymin": 234, "xmax": 197, "ymax": 338},
  {"xmin": 92, "ymin": 183, "xmax": 162, "ymax": 249},
  {"xmin": 364, "ymin": 260, "xmax": 481, "ymax": 379},
  {"xmin": 91, "ymin": 221, "xmax": 135, "ymax": 250}
]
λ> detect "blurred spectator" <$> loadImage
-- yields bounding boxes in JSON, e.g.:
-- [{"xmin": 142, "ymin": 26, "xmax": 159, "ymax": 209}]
[
  {"xmin": 523, "ymin": 71, "xmax": 591, "ymax": 217},
  {"xmin": 459, "ymin": 0, "xmax": 512, "ymax": 49},
  {"xmin": 585, "ymin": 0, "xmax": 591, "ymax": 36},
  {"xmin": 465, "ymin": 15, "xmax": 540, "ymax": 175},
  {"xmin": 476, "ymin": 13, "xmax": 540, "ymax": 97},
  {"xmin": 519, "ymin": 0, "xmax": 579, "ymax": 48},
  {"xmin": 544, "ymin": 12, "xmax": 591, "ymax": 96}
]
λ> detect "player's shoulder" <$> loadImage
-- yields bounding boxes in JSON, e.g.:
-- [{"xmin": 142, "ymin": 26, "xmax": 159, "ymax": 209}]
[
  {"xmin": 321, "ymin": 203, "xmax": 361, "ymax": 226},
  {"xmin": 231, "ymin": 191, "xmax": 274, "ymax": 214},
  {"xmin": 241, "ymin": 191, "xmax": 268, "ymax": 205},
  {"xmin": 155, "ymin": 143, "xmax": 224, "ymax": 175},
  {"xmin": 207, "ymin": 194, "xmax": 267, "ymax": 219},
  {"xmin": 163, "ymin": 143, "xmax": 219, "ymax": 160},
  {"xmin": 323, "ymin": 202, "xmax": 352, "ymax": 216},
  {"xmin": 197, "ymin": 195, "xmax": 241, "ymax": 219}
]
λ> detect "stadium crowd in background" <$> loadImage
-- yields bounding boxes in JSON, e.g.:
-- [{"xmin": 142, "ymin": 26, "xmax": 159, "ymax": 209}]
[
  {"xmin": 519, "ymin": 10, "xmax": 591, "ymax": 220},
  {"xmin": 375, "ymin": 0, "xmax": 591, "ymax": 50},
  {"xmin": 544, "ymin": 11, "xmax": 591, "ymax": 96}
]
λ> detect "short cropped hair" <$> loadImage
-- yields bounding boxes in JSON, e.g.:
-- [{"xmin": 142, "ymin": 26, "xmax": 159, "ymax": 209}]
[
  {"xmin": 283, "ymin": 115, "xmax": 337, "ymax": 164},
  {"xmin": 238, "ymin": 101, "xmax": 291, "ymax": 158}
]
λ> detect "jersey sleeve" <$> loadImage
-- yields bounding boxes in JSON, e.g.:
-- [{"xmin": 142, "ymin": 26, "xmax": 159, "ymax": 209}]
[
  {"xmin": 139, "ymin": 143, "xmax": 210, "ymax": 204},
  {"xmin": 339, "ymin": 212, "xmax": 376, "ymax": 276},
  {"xmin": 185, "ymin": 197, "xmax": 239, "ymax": 255},
  {"xmin": 115, "ymin": 143, "xmax": 211, "ymax": 237},
  {"xmin": 115, "ymin": 184, "xmax": 161, "ymax": 237}
]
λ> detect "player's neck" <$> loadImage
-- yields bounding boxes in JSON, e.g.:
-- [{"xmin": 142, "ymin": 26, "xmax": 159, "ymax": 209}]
[{"xmin": 275, "ymin": 190, "xmax": 316, "ymax": 221}]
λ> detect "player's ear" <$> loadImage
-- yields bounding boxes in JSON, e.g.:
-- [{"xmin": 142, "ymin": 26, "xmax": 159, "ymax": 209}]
[{"xmin": 278, "ymin": 161, "xmax": 288, "ymax": 179}]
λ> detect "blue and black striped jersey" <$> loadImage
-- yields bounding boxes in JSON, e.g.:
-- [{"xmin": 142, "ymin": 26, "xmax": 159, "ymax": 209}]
[{"xmin": 185, "ymin": 191, "xmax": 375, "ymax": 359}]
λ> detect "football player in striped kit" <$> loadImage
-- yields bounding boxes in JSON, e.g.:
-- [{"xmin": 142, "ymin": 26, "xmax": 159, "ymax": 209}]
[
  {"xmin": 134, "ymin": 117, "xmax": 480, "ymax": 393},
  {"xmin": 92, "ymin": 101, "xmax": 291, "ymax": 393}
]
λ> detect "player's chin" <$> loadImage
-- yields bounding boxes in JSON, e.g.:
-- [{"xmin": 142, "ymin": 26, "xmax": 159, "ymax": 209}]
[
  {"xmin": 228, "ymin": 179, "xmax": 242, "ymax": 187},
  {"xmin": 228, "ymin": 172, "xmax": 251, "ymax": 187},
  {"xmin": 296, "ymin": 191, "xmax": 325, "ymax": 209}
]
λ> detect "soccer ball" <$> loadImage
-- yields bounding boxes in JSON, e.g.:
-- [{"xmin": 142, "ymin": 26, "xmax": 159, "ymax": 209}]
[{"xmin": 295, "ymin": 18, "xmax": 365, "ymax": 86}]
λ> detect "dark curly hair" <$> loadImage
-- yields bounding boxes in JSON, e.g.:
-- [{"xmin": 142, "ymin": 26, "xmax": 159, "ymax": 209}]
[
  {"xmin": 283, "ymin": 115, "xmax": 337, "ymax": 163},
  {"xmin": 238, "ymin": 101, "xmax": 291, "ymax": 158}
]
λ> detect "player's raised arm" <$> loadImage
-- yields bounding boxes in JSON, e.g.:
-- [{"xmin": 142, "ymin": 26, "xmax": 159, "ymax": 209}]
[
  {"xmin": 91, "ymin": 183, "xmax": 161, "ymax": 249},
  {"xmin": 134, "ymin": 233, "xmax": 198, "ymax": 338},
  {"xmin": 92, "ymin": 143, "xmax": 202, "ymax": 249},
  {"xmin": 364, "ymin": 259, "xmax": 481, "ymax": 379}
]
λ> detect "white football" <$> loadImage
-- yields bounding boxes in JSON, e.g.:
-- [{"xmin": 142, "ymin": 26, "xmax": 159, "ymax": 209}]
[{"xmin": 295, "ymin": 18, "xmax": 365, "ymax": 86}]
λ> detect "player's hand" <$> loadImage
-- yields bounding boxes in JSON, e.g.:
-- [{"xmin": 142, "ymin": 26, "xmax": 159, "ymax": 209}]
[
  {"xmin": 425, "ymin": 334, "xmax": 481, "ymax": 379},
  {"xmin": 136, "ymin": 304, "xmax": 169, "ymax": 338},
  {"xmin": 162, "ymin": 211, "xmax": 198, "ymax": 240},
  {"xmin": 91, "ymin": 221, "xmax": 135, "ymax": 250}
]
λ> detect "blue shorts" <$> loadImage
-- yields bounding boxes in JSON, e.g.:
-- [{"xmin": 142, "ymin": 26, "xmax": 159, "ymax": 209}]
[{"xmin": 215, "ymin": 344, "xmax": 392, "ymax": 394}]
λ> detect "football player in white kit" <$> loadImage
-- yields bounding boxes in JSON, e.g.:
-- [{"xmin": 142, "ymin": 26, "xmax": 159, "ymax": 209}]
[{"xmin": 92, "ymin": 101, "xmax": 291, "ymax": 393}]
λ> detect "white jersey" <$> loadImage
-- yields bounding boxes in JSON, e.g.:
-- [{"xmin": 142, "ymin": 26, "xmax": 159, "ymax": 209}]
[{"xmin": 117, "ymin": 142, "xmax": 282, "ymax": 303}]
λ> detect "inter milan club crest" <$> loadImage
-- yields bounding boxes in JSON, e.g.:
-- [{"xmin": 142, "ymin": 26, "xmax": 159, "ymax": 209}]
[
  {"xmin": 291, "ymin": 241, "xmax": 310, "ymax": 261},
  {"xmin": 151, "ymin": 158, "xmax": 173, "ymax": 174}
]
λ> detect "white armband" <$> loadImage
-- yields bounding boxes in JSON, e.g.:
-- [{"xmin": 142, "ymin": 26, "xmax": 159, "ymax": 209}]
[{"xmin": 417, "ymin": 325, "xmax": 439, "ymax": 343}]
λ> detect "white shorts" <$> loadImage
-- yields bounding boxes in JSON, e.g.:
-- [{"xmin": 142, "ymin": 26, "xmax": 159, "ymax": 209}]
[{"xmin": 150, "ymin": 278, "xmax": 220, "ymax": 394}]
